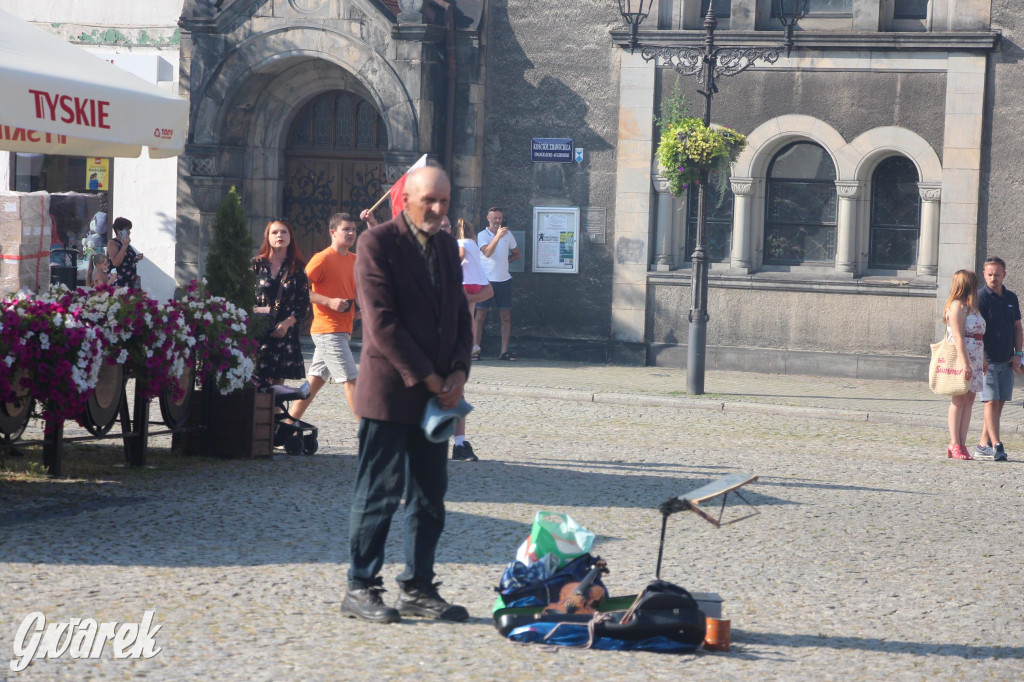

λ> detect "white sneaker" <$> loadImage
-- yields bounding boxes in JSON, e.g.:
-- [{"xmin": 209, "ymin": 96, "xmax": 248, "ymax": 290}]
[{"xmin": 974, "ymin": 443, "xmax": 997, "ymax": 461}]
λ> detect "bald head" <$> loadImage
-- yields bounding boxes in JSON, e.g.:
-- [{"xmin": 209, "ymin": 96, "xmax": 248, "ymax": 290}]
[{"xmin": 403, "ymin": 166, "xmax": 451, "ymax": 235}]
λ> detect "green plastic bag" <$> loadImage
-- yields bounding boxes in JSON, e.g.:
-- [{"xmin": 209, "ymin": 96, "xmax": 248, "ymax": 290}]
[
  {"xmin": 493, "ymin": 511, "xmax": 596, "ymax": 612},
  {"xmin": 517, "ymin": 511, "xmax": 595, "ymax": 567}
]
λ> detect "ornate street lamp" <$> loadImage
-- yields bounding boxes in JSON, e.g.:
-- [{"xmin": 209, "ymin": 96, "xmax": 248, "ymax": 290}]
[
  {"xmin": 617, "ymin": 0, "xmax": 655, "ymax": 53},
  {"xmin": 616, "ymin": 2, "xmax": 806, "ymax": 395}
]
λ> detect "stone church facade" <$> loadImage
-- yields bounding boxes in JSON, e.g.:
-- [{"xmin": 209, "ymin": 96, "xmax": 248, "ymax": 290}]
[{"xmin": 166, "ymin": 1, "xmax": 1020, "ymax": 378}]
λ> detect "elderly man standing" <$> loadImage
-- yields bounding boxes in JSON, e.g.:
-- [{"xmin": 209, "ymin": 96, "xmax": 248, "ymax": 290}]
[{"xmin": 341, "ymin": 166, "xmax": 473, "ymax": 624}]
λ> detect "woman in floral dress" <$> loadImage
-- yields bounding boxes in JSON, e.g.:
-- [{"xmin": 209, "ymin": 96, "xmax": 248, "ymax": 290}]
[
  {"xmin": 943, "ymin": 269, "xmax": 987, "ymax": 460},
  {"xmin": 252, "ymin": 219, "xmax": 309, "ymax": 384}
]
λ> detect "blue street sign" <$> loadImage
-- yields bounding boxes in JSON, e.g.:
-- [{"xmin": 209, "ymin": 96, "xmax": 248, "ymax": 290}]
[
  {"xmin": 531, "ymin": 138, "xmax": 573, "ymax": 163},
  {"xmin": 575, "ymin": 148, "xmax": 584, "ymax": 164}
]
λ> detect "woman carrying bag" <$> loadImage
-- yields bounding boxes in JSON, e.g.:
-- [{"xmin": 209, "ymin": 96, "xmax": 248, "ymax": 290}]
[{"xmin": 943, "ymin": 269, "xmax": 987, "ymax": 460}]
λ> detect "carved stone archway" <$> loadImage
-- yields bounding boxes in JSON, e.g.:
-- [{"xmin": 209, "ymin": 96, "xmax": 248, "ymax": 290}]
[{"xmin": 177, "ymin": 24, "xmax": 428, "ymax": 284}]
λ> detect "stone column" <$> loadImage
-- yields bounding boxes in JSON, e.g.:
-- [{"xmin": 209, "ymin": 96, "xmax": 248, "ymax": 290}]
[
  {"xmin": 652, "ymin": 173, "xmax": 675, "ymax": 271},
  {"xmin": 834, "ymin": 181, "xmax": 861, "ymax": 274},
  {"xmin": 937, "ymin": 53, "xmax": 986, "ymax": 337},
  {"xmin": 917, "ymin": 183, "xmax": 941, "ymax": 277},
  {"xmin": 729, "ymin": 177, "xmax": 754, "ymax": 271},
  {"xmin": 611, "ymin": 51, "xmax": 655, "ymax": 346}
]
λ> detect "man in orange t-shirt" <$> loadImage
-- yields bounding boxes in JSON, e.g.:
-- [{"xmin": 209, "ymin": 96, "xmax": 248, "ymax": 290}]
[{"xmin": 288, "ymin": 213, "xmax": 359, "ymax": 419}]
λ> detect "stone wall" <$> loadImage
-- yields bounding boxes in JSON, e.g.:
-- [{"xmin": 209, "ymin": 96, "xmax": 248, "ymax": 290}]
[
  {"xmin": 983, "ymin": 2, "xmax": 1024, "ymax": 275},
  {"xmin": 657, "ymin": 68, "xmax": 947, "ymax": 154},
  {"xmin": 478, "ymin": 0, "xmax": 621, "ymax": 351},
  {"xmin": 647, "ymin": 65, "xmax": 949, "ymax": 368},
  {"xmin": 649, "ymin": 284, "xmax": 934, "ymax": 355}
]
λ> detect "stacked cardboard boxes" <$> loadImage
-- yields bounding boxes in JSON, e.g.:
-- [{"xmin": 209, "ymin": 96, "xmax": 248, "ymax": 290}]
[{"xmin": 0, "ymin": 191, "xmax": 51, "ymax": 295}]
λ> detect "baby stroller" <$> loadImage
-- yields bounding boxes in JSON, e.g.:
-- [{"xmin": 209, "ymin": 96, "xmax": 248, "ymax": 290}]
[{"xmin": 254, "ymin": 377, "xmax": 320, "ymax": 455}]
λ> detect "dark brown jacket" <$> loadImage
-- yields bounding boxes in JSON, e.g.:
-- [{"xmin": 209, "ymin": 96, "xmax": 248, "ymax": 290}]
[{"xmin": 354, "ymin": 213, "xmax": 473, "ymax": 424}]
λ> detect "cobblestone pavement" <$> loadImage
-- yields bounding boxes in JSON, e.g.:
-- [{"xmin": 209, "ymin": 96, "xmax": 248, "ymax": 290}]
[
  {"xmin": 465, "ymin": 355, "xmax": 1024, "ymax": 432},
  {"xmin": 2, "ymin": 362, "xmax": 1024, "ymax": 680}
]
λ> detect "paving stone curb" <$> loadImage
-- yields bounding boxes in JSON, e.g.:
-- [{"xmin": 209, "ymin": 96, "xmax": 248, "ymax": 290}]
[{"xmin": 469, "ymin": 382, "xmax": 962, "ymax": 429}]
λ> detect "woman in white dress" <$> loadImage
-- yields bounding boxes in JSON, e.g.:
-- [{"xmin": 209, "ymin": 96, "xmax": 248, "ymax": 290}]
[{"xmin": 943, "ymin": 269, "xmax": 987, "ymax": 460}]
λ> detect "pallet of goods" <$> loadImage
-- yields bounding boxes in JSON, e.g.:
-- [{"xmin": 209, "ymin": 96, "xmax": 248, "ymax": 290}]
[{"xmin": 0, "ymin": 191, "xmax": 51, "ymax": 295}]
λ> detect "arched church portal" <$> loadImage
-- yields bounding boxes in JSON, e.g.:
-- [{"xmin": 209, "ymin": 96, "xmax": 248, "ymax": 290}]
[{"xmin": 282, "ymin": 90, "xmax": 388, "ymax": 260}]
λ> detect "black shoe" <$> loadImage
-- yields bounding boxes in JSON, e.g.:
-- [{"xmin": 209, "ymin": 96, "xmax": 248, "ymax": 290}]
[
  {"xmin": 498, "ymin": 351, "xmax": 516, "ymax": 361},
  {"xmin": 341, "ymin": 584, "xmax": 401, "ymax": 623},
  {"xmin": 395, "ymin": 581, "xmax": 469, "ymax": 621},
  {"xmin": 452, "ymin": 442, "xmax": 479, "ymax": 462}
]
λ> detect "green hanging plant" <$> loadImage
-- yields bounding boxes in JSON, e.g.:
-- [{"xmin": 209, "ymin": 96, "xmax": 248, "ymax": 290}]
[{"xmin": 657, "ymin": 118, "xmax": 747, "ymax": 199}]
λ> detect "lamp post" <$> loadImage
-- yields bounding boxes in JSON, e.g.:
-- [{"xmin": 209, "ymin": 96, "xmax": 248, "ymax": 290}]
[{"xmin": 616, "ymin": 1, "xmax": 806, "ymax": 395}]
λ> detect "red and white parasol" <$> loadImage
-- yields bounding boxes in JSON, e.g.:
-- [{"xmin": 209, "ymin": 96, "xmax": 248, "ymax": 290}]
[{"xmin": 0, "ymin": 8, "xmax": 188, "ymax": 159}]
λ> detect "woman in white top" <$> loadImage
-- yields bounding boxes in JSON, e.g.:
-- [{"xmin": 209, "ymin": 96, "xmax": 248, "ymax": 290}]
[
  {"xmin": 455, "ymin": 218, "xmax": 493, "ymax": 359},
  {"xmin": 437, "ymin": 218, "xmax": 492, "ymax": 462}
]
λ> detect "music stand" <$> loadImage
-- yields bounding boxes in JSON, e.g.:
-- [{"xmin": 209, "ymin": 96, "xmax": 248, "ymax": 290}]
[{"xmin": 655, "ymin": 473, "xmax": 759, "ymax": 579}]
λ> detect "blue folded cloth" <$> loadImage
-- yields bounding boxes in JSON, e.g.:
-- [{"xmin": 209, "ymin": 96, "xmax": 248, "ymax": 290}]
[{"xmin": 420, "ymin": 396, "xmax": 474, "ymax": 443}]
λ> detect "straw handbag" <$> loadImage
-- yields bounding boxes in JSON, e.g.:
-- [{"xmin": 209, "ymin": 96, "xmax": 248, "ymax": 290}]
[{"xmin": 928, "ymin": 336, "xmax": 970, "ymax": 396}]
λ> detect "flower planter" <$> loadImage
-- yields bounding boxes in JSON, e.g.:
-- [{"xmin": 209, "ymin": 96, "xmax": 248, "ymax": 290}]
[{"xmin": 185, "ymin": 384, "xmax": 273, "ymax": 458}]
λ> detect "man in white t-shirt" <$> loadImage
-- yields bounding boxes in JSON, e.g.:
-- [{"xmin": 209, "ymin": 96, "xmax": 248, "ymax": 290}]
[{"xmin": 475, "ymin": 206, "xmax": 520, "ymax": 360}]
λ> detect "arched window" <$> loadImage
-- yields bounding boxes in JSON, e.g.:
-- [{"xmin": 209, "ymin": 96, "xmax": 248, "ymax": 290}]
[
  {"xmin": 356, "ymin": 102, "xmax": 377, "ymax": 149},
  {"xmin": 335, "ymin": 93, "xmax": 354, "ymax": 148},
  {"xmin": 764, "ymin": 142, "xmax": 838, "ymax": 265},
  {"xmin": 684, "ymin": 171, "xmax": 733, "ymax": 264},
  {"xmin": 312, "ymin": 97, "xmax": 332, "ymax": 147},
  {"xmin": 869, "ymin": 156, "xmax": 920, "ymax": 270},
  {"xmin": 287, "ymin": 91, "xmax": 386, "ymax": 152}
]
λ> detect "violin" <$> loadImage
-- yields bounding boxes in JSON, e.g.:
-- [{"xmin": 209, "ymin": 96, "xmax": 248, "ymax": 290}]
[{"xmin": 543, "ymin": 558, "xmax": 609, "ymax": 615}]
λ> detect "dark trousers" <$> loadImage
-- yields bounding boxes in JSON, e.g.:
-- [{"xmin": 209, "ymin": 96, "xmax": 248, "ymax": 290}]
[{"xmin": 348, "ymin": 417, "xmax": 448, "ymax": 588}]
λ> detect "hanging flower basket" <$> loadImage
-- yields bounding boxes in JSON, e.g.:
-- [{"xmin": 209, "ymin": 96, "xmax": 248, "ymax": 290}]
[{"xmin": 656, "ymin": 117, "xmax": 747, "ymax": 197}]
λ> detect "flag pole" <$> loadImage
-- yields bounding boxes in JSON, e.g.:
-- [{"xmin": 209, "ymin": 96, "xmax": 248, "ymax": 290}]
[{"xmin": 367, "ymin": 188, "xmax": 390, "ymax": 213}]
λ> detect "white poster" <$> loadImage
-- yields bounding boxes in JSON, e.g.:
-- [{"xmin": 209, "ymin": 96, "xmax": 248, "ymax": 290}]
[{"xmin": 532, "ymin": 206, "xmax": 580, "ymax": 274}]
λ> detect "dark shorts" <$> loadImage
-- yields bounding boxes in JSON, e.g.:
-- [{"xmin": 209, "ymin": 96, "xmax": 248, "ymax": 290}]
[{"xmin": 483, "ymin": 279, "xmax": 512, "ymax": 310}]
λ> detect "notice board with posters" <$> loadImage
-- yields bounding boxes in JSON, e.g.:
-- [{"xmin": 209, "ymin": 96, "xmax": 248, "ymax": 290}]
[{"xmin": 532, "ymin": 206, "xmax": 579, "ymax": 274}]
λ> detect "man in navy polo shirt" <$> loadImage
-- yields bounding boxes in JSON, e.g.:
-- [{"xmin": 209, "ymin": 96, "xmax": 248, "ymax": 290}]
[{"xmin": 975, "ymin": 256, "xmax": 1022, "ymax": 461}]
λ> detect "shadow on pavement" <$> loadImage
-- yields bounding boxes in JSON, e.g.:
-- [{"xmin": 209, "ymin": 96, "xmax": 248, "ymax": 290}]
[
  {"xmin": 1, "ymin": 456, "xmax": 756, "ymax": 568},
  {"xmin": 733, "ymin": 629, "xmax": 1024, "ymax": 660}
]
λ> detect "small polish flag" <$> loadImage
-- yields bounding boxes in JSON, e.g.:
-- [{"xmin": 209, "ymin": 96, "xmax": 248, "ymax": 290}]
[{"xmin": 389, "ymin": 154, "xmax": 430, "ymax": 218}]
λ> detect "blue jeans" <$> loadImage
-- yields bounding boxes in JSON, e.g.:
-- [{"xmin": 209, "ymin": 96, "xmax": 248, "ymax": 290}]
[
  {"xmin": 980, "ymin": 361, "xmax": 1014, "ymax": 402},
  {"xmin": 348, "ymin": 418, "xmax": 448, "ymax": 588}
]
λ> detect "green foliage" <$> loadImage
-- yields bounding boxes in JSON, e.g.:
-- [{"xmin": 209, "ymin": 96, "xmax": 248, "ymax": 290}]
[
  {"xmin": 656, "ymin": 119, "xmax": 747, "ymax": 201},
  {"xmin": 205, "ymin": 186, "xmax": 256, "ymax": 313},
  {"xmin": 656, "ymin": 78, "xmax": 691, "ymax": 130}
]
